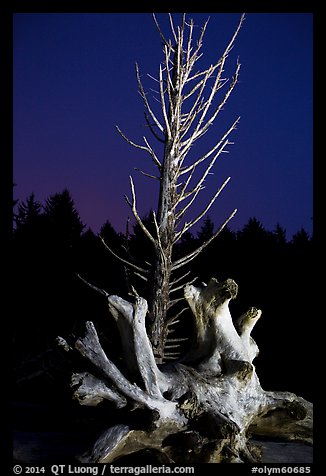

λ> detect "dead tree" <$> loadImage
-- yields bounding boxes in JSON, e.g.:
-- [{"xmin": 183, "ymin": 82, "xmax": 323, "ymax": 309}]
[
  {"xmin": 104, "ymin": 13, "xmax": 241, "ymax": 361},
  {"xmin": 58, "ymin": 13, "xmax": 312, "ymax": 463}
]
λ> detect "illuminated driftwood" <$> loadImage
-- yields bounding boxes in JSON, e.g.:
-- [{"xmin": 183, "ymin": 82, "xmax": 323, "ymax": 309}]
[{"xmin": 60, "ymin": 278, "xmax": 312, "ymax": 463}]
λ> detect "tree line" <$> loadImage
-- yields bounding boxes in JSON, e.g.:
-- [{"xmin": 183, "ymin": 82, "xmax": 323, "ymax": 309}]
[{"xmin": 13, "ymin": 189, "xmax": 314, "ymax": 403}]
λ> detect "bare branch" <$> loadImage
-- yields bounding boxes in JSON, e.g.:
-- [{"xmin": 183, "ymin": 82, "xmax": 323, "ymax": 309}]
[
  {"xmin": 175, "ymin": 182, "xmax": 204, "ymax": 225},
  {"xmin": 135, "ymin": 62, "xmax": 164, "ymax": 133},
  {"xmin": 116, "ymin": 125, "xmax": 148, "ymax": 151},
  {"xmin": 172, "ymin": 208, "xmax": 237, "ymax": 270},
  {"xmin": 76, "ymin": 273, "xmax": 109, "ymax": 297},
  {"xmin": 167, "ymin": 320, "xmax": 180, "ymax": 327},
  {"xmin": 181, "ymin": 54, "xmax": 228, "ymax": 150},
  {"xmin": 185, "ymin": 17, "xmax": 194, "ymax": 65},
  {"xmin": 116, "ymin": 125, "xmax": 162, "ymax": 170},
  {"xmin": 175, "ymin": 176, "xmax": 231, "ymax": 243},
  {"xmin": 170, "ymin": 276, "xmax": 198, "ymax": 294},
  {"xmin": 179, "ymin": 117, "xmax": 240, "ymax": 177},
  {"xmin": 184, "ymin": 17, "xmax": 210, "ymax": 80},
  {"xmin": 169, "ymin": 270, "xmax": 191, "ymax": 287},
  {"xmin": 144, "ymin": 113, "xmax": 165, "ymax": 143},
  {"xmin": 168, "ymin": 13, "xmax": 178, "ymax": 44},
  {"xmin": 99, "ymin": 235, "xmax": 148, "ymax": 275},
  {"xmin": 175, "ymin": 30, "xmax": 182, "ymax": 83},
  {"xmin": 182, "ymin": 20, "xmax": 224, "ymax": 110},
  {"xmin": 168, "ymin": 297, "xmax": 185, "ymax": 309},
  {"xmin": 133, "ymin": 271, "xmax": 148, "ymax": 282},
  {"xmin": 194, "ymin": 17, "xmax": 210, "ymax": 55},
  {"xmin": 174, "ymin": 164, "xmax": 197, "ymax": 215},
  {"xmin": 223, "ymin": 13, "xmax": 246, "ymax": 58},
  {"xmin": 182, "ymin": 64, "xmax": 214, "ymax": 103},
  {"xmin": 147, "ymin": 72, "xmax": 160, "ymax": 83},
  {"xmin": 152, "ymin": 210, "xmax": 166, "ymax": 265},
  {"xmin": 165, "ymin": 337, "xmax": 189, "ymax": 343},
  {"xmin": 163, "ymin": 43, "xmax": 175, "ymax": 112},
  {"xmin": 180, "ymin": 71, "xmax": 228, "ymax": 144},
  {"xmin": 125, "ymin": 176, "xmax": 157, "ymax": 246},
  {"xmin": 167, "ymin": 307, "xmax": 188, "ymax": 326},
  {"xmin": 186, "ymin": 65, "xmax": 214, "ymax": 83},
  {"xmin": 134, "ymin": 168, "xmax": 160, "ymax": 180},
  {"xmin": 164, "ymin": 343, "xmax": 183, "ymax": 349},
  {"xmin": 142, "ymin": 136, "xmax": 162, "ymax": 169},
  {"xmin": 178, "ymin": 14, "xmax": 244, "ymax": 154},
  {"xmin": 193, "ymin": 60, "xmax": 241, "ymax": 142},
  {"xmin": 175, "ymin": 134, "xmax": 235, "ymax": 225},
  {"xmin": 159, "ymin": 63, "xmax": 171, "ymax": 138},
  {"xmin": 152, "ymin": 13, "xmax": 175, "ymax": 51}
]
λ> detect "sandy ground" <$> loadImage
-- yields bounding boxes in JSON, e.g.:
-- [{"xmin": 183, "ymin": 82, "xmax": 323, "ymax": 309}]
[
  {"xmin": 12, "ymin": 402, "xmax": 313, "ymax": 464},
  {"xmin": 13, "ymin": 430, "xmax": 313, "ymax": 464},
  {"xmin": 252, "ymin": 438, "xmax": 313, "ymax": 464}
]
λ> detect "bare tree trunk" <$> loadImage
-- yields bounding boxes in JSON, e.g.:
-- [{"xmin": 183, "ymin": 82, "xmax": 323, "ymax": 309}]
[
  {"xmin": 107, "ymin": 15, "xmax": 242, "ymax": 358},
  {"xmin": 148, "ymin": 141, "xmax": 176, "ymax": 359},
  {"xmin": 148, "ymin": 67, "xmax": 180, "ymax": 358},
  {"xmin": 148, "ymin": 248, "xmax": 172, "ymax": 361}
]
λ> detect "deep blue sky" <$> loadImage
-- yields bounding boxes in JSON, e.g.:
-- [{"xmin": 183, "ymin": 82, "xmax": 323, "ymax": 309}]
[{"xmin": 13, "ymin": 13, "xmax": 313, "ymax": 239}]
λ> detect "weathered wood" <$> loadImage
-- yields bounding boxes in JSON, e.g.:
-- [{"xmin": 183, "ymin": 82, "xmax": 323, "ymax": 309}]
[
  {"xmin": 66, "ymin": 277, "xmax": 312, "ymax": 463},
  {"xmin": 74, "ymin": 320, "xmax": 181, "ymax": 422},
  {"xmin": 249, "ymin": 394, "xmax": 313, "ymax": 445},
  {"xmin": 79, "ymin": 421, "xmax": 184, "ymax": 464},
  {"xmin": 71, "ymin": 372, "xmax": 127, "ymax": 408}
]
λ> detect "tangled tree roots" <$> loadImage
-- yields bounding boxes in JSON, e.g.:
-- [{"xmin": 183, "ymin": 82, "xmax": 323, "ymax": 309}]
[{"xmin": 58, "ymin": 278, "xmax": 312, "ymax": 463}]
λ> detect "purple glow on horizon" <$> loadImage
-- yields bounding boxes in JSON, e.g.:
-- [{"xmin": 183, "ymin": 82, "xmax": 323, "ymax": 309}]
[{"xmin": 14, "ymin": 13, "xmax": 313, "ymax": 239}]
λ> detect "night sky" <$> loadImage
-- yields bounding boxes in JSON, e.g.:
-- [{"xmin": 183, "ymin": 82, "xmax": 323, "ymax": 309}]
[{"xmin": 13, "ymin": 12, "xmax": 313, "ymax": 240}]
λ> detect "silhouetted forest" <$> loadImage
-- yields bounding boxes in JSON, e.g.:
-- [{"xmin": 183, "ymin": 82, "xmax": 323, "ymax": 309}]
[{"xmin": 13, "ymin": 189, "xmax": 314, "ymax": 408}]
